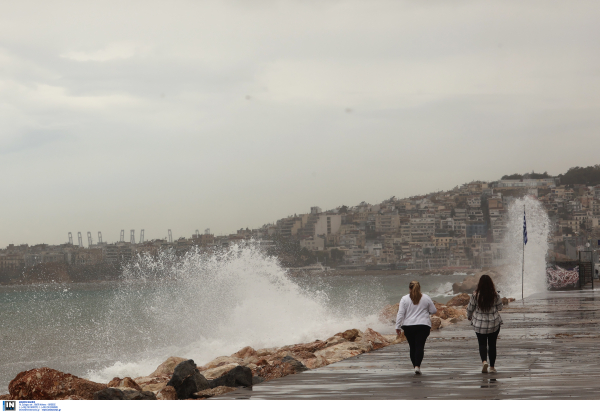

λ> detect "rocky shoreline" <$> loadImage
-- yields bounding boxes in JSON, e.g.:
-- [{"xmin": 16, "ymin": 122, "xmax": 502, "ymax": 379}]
[{"xmin": 0, "ymin": 292, "xmax": 518, "ymax": 401}]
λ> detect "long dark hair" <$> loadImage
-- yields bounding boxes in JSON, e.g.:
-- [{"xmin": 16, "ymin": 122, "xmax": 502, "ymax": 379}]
[{"xmin": 475, "ymin": 274, "xmax": 497, "ymax": 312}]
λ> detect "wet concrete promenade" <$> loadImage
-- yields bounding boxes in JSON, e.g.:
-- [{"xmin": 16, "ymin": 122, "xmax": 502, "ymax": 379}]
[{"xmin": 219, "ymin": 289, "xmax": 600, "ymax": 399}]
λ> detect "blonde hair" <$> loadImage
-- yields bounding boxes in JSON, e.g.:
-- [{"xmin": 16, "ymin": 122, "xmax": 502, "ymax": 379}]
[{"xmin": 409, "ymin": 281, "xmax": 422, "ymax": 305}]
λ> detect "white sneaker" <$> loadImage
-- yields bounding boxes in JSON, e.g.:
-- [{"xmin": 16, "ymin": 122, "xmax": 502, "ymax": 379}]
[
  {"xmin": 482, "ymin": 361, "xmax": 488, "ymax": 373},
  {"xmin": 414, "ymin": 367, "xmax": 421, "ymax": 375},
  {"xmin": 489, "ymin": 367, "xmax": 497, "ymax": 373}
]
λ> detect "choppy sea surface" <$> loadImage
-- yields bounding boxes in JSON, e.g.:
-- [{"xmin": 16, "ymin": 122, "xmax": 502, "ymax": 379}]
[{"xmin": 0, "ymin": 244, "xmax": 466, "ymax": 395}]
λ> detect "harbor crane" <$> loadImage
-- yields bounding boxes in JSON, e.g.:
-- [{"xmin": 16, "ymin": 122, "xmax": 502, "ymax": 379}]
[
  {"xmin": 130, "ymin": 229, "xmax": 135, "ymax": 244},
  {"xmin": 98, "ymin": 232, "xmax": 103, "ymax": 244},
  {"xmin": 68, "ymin": 232, "xmax": 73, "ymax": 245},
  {"xmin": 87, "ymin": 232, "xmax": 93, "ymax": 248},
  {"xmin": 78, "ymin": 232, "xmax": 83, "ymax": 248},
  {"xmin": 120, "ymin": 230, "xmax": 124, "ymax": 242},
  {"xmin": 139, "ymin": 229, "xmax": 145, "ymax": 243}
]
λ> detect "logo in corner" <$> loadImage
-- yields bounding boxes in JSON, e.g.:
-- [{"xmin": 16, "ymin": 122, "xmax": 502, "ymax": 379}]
[{"xmin": 2, "ymin": 401, "xmax": 16, "ymax": 411}]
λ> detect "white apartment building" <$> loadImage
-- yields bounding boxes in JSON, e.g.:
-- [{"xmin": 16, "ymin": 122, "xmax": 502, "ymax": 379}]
[
  {"xmin": 375, "ymin": 213, "xmax": 400, "ymax": 232},
  {"xmin": 314, "ymin": 214, "xmax": 342, "ymax": 236},
  {"xmin": 409, "ymin": 218, "xmax": 436, "ymax": 241}
]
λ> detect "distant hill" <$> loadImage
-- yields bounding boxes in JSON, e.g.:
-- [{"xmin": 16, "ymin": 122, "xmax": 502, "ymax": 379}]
[
  {"xmin": 501, "ymin": 165, "xmax": 600, "ymax": 186},
  {"xmin": 559, "ymin": 165, "xmax": 600, "ymax": 186},
  {"xmin": 501, "ymin": 171, "xmax": 551, "ymax": 180}
]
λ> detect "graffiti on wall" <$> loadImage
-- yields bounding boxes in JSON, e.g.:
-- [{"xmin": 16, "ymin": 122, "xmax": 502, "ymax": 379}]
[{"xmin": 547, "ymin": 265, "xmax": 579, "ymax": 289}]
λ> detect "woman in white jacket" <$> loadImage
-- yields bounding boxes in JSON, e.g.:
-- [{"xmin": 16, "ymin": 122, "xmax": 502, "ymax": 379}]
[{"xmin": 395, "ymin": 281, "xmax": 437, "ymax": 374}]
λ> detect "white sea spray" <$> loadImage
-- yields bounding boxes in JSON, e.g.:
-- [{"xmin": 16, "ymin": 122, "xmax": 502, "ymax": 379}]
[
  {"xmin": 497, "ymin": 197, "xmax": 550, "ymax": 298},
  {"xmin": 87, "ymin": 241, "xmax": 389, "ymax": 382}
]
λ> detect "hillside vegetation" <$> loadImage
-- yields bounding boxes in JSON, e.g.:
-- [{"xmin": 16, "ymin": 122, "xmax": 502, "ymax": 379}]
[{"xmin": 502, "ymin": 164, "xmax": 600, "ymax": 186}]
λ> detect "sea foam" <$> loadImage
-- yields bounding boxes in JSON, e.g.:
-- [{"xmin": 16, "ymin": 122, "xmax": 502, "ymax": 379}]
[{"xmin": 86, "ymin": 241, "xmax": 388, "ymax": 382}]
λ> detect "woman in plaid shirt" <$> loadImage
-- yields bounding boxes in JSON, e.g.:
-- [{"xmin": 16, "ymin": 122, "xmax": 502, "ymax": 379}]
[{"xmin": 466, "ymin": 274, "xmax": 503, "ymax": 373}]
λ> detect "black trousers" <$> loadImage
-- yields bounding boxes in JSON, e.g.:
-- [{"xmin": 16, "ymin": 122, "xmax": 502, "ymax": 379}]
[
  {"xmin": 475, "ymin": 327, "xmax": 500, "ymax": 367},
  {"xmin": 402, "ymin": 325, "xmax": 431, "ymax": 367}
]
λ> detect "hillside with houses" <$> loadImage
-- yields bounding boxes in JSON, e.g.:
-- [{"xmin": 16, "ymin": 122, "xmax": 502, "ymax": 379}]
[{"xmin": 1, "ymin": 165, "xmax": 600, "ymax": 283}]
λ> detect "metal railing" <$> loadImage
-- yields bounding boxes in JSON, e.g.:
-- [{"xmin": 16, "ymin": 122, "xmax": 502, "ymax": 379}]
[{"xmin": 579, "ymin": 251, "xmax": 595, "ymax": 290}]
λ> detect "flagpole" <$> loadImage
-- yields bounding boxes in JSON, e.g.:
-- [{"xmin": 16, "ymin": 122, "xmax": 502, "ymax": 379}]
[{"xmin": 522, "ymin": 205, "xmax": 525, "ymax": 302}]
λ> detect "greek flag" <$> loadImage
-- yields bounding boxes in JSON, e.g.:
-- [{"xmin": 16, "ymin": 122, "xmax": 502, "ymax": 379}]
[{"xmin": 523, "ymin": 210, "xmax": 528, "ymax": 245}]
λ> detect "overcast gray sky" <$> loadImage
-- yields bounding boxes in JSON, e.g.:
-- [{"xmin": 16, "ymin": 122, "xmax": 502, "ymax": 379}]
[{"xmin": 1, "ymin": 0, "xmax": 599, "ymax": 247}]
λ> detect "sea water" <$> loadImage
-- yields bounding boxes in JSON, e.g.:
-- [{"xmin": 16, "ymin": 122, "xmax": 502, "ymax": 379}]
[{"xmin": 0, "ymin": 242, "xmax": 467, "ymax": 394}]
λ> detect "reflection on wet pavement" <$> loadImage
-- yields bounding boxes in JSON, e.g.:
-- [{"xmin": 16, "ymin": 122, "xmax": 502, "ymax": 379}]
[{"xmin": 216, "ymin": 290, "xmax": 600, "ymax": 399}]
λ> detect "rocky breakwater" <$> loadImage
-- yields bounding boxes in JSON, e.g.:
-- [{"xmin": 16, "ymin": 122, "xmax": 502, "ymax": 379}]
[
  {"xmin": 452, "ymin": 268, "xmax": 506, "ymax": 294},
  {"xmin": 451, "ymin": 270, "xmax": 517, "ymax": 305},
  {"xmin": 1, "ymin": 327, "xmax": 401, "ymax": 401},
  {"xmin": 378, "ymin": 292, "xmax": 516, "ymax": 333},
  {"xmin": 379, "ymin": 293, "xmax": 471, "ymax": 331}
]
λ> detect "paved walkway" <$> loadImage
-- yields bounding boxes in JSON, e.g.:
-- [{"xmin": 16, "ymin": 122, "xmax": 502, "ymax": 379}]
[{"xmin": 218, "ymin": 289, "xmax": 600, "ymax": 399}]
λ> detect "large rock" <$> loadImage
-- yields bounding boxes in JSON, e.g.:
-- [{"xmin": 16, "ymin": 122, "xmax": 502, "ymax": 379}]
[
  {"xmin": 282, "ymin": 340, "xmax": 326, "ymax": 354},
  {"xmin": 255, "ymin": 348, "xmax": 277, "ymax": 357},
  {"xmin": 208, "ymin": 366, "xmax": 253, "ymax": 389},
  {"xmin": 271, "ymin": 350, "xmax": 294, "ymax": 360},
  {"xmin": 166, "ymin": 360, "xmax": 210, "ymax": 399},
  {"xmin": 323, "ymin": 335, "xmax": 347, "ymax": 348},
  {"xmin": 280, "ymin": 356, "xmax": 308, "ymax": 373},
  {"xmin": 93, "ymin": 387, "xmax": 156, "ymax": 400},
  {"xmin": 149, "ymin": 356, "xmax": 188, "ymax": 377},
  {"xmin": 379, "ymin": 303, "xmax": 400, "ymax": 324},
  {"xmin": 361, "ymin": 328, "xmax": 389, "ymax": 350},
  {"xmin": 289, "ymin": 350, "xmax": 316, "ymax": 361},
  {"xmin": 133, "ymin": 375, "xmax": 170, "ymax": 392},
  {"xmin": 254, "ymin": 360, "xmax": 298, "ymax": 382},
  {"xmin": 430, "ymin": 316, "xmax": 442, "ymax": 330},
  {"xmin": 194, "ymin": 386, "xmax": 237, "ymax": 399},
  {"xmin": 452, "ymin": 274, "xmax": 480, "ymax": 294},
  {"xmin": 434, "ymin": 303, "xmax": 465, "ymax": 320},
  {"xmin": 156, "ymin": 386, "xmax": 178, "ymax": 400},
  {"xmin": 107, "ymin": 377, "xmax": 142, "ymax": 391},
  {"xmin": 384, "ymin": 333, "xmax": 405, "ymax": 344},
  {"xmin": 232, "ymin": 346, "xmax": 257, "ymax": 359},
  {"xmin": 446, "ymin": 293, "xmax": 471, "ymax": 307},
  {"xmin": 452, "ymin": 270, "xmax": 502, "ymax": 294},
  {"xmin": 9, "ymin": 368, "xmax": 107, "ymax": 400},
  {"xmin": 201, "ymin": 363, "xmax": 239, "ymax": 380},
  {"xmin": 198, "ymin": 356, "xmax": 242, "ymax": 371},
  {"xmin": 314, "ymin": 341, "xmax": 368, "ymax": 364},
  {"xmin": 302, "ymin": 355, "xmax": 329, "ymax": 369},
  {"xmin": 238, "ymin": 356, "xmax": 260, "ymax": 367},
  {"xmin": 336, "ymin": 329, "xmax": 362, "ymax": 342}
]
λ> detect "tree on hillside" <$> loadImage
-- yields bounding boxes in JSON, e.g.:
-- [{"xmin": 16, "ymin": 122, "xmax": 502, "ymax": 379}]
[
  {"xmin": 501, "ymin": 173, "xmax": 523, "ymax": 180},
  {"xmin": 329, "ymin": 248, "xmax": 345, "ymax": 264},
  {"xmin": 501, "ymin": 171, "xmax": 550, "ymax": 180},
  {"xmin": 559, "ymin": 165, "xmax": 600, "ymax": 186}
]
